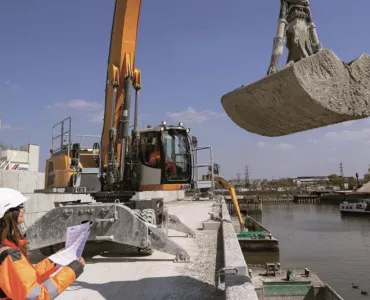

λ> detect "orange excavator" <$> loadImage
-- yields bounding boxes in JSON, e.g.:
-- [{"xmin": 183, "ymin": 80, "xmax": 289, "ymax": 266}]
[{"xmin": 27, "ymin": 0, "xmax": 205, "ymax": 262}]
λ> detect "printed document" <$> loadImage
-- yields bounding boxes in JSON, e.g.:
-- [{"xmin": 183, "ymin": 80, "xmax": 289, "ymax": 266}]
[{"xmin": 48, "ymin": 222, "xmax": 92, "ymax": 266}]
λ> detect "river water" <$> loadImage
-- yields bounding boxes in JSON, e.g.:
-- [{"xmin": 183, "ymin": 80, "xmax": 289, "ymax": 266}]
[{"xmin": 238, "ymin": 203, "xmax": 370, "ymax": 300}]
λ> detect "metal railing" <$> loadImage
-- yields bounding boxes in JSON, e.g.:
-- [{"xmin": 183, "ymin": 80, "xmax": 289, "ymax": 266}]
[
  {"xmin": 192, "ymin": 146, "xmax": 214, "ymax": 197},
  {"xmin": 50, "ymin": 117, "xmax": 101, "ymax": 177}
]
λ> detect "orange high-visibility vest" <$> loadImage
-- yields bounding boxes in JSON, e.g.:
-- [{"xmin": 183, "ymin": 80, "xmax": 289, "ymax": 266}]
[
  {"xmin": 149, "ymin": 150, "xmax": 161, "ymax": 164},
  {"xmin": 0, "ymin": 239, "xmax": 84, "ymax": 300}
]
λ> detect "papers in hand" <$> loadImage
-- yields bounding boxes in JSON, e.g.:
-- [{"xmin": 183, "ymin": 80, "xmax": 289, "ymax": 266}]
[{"xmin": 48, "ymin": 222, "xmax": 92, "ymax": 266}]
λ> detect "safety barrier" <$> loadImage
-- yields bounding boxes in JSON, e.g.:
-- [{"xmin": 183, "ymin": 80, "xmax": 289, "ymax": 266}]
[{"xmin": 220, "ymin": 199, "xmax": 258, "ymax": 300}]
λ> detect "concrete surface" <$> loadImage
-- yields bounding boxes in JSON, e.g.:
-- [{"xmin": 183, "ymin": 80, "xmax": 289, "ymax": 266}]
[
  {"xmin": 25, "ymin": 199, "xmax": 258, "ymax": 300},
  {"xmin": 2, "ymin": 169, "xmax": 258, "ymax": 299},
  {"xmin": 221, "ymin": 49, "xmax": 370, "ymax": 137},
  {"xmin": 54, "ymin": 200, "xmax": 224, "ymax": 300}
]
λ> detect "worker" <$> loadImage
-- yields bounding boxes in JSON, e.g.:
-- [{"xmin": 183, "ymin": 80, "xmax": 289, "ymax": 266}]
[
  {"xmin": 0, "ymin": 188, "xmax": 85, "ymax": 300},
  {"xmin": 149, "ymin": 148, "xmax": 161, "ymax": 166},
  {"xmin": 149, "ymin": 148, "xmax": 177, "ymax": 173}
]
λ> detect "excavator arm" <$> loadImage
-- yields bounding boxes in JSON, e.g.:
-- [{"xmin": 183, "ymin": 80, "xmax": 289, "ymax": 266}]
[
  {"xmin": 267, "ymin": 0, "xmax": 321, "ymax": 75},
  {"xmin": 101, "ymin": 0, "xmax": 142, "ymax": 186},
  {"xmin": 214, "ymin": 176, "xmax": 245, "ymax": 232}
]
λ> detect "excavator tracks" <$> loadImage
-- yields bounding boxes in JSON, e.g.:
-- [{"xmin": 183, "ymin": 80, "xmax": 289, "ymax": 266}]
[{"xmin": 221, "ymin": 49, "xmax": 370, "ymax": 137}]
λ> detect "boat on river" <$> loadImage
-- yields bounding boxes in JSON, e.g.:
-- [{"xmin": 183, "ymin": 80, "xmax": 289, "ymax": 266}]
[{"xmin": 340, "ymin": 198, "xmax": 370, "ymax": 216}]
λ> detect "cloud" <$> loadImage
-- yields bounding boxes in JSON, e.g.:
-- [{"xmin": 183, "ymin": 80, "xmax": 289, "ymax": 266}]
[
  {"xmin": 328, "ymin": 157, "xmax": 336, "ymax": 162},
  {"xmin": 4, "ymin": 80, "xmax": 20, "ymax": 91},
  {"xmin": 256, "ymin": 141, "xmax": 295, "ymax": 151},
  {"xmin": 46, "ymin": 99, "xmax": 105, "ymax": 123},
  {"xmin": 0, "ymin": 122, "xmax": 23, "ymax": 131},
  {"xmin": 308, "ymin": 139, "xmax": 320, "ymax": 144},
  {"xmin": 90, "ymin": 110, "xmax": 104, "ymax": 123},
  {"xmin": 324, "ymin": 128, "xmax": 370, "ymax": 141},
  {"xmin": 167, "ymin": 107, "xmax": 225, "ymax": 124},
  {"xmin": 46, "ymin": 99, "xmax": 102, "ymax": 111}
]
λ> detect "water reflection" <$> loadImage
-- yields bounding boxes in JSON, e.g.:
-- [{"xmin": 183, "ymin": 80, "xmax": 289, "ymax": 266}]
[{"xmin": 235, "ymin": 203, "xmax": 370, "ymax": 300}]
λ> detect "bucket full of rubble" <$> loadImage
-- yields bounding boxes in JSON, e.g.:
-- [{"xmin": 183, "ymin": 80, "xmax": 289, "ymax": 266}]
[{"xmin": 221, "ymin": 49, "xmax": 370, "ymax": 137}]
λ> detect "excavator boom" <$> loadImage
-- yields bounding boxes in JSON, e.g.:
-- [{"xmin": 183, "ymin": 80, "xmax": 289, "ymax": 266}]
[
  {"xmin": 215, "ymin": 176, "xmax": 244, "ymax": 232},
  {"xmin": 101, "ymin": 0, "xmax": 142, "ymax": 169}
]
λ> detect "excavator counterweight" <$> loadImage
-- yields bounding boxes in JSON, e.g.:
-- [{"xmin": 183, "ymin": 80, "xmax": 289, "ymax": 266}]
[{"xmin": 221, "ymin": 49, "xmax": 370, "ymax": 137}]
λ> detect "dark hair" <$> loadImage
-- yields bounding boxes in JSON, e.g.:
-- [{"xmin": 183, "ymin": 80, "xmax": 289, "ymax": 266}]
[{"xmin": 0, "ymin": 208, "xmax": 28, "ymax": 255}]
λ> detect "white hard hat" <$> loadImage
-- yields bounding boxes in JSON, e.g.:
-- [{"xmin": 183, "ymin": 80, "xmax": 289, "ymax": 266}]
[{"xmin": 0, "ymin": 188, "xmax": 30, "ymax": 219}]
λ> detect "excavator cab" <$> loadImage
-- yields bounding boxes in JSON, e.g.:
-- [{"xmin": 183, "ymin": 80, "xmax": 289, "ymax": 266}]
[{"xmin": 136, "ymin": 122, "xmax": 192, "ymax": 191}]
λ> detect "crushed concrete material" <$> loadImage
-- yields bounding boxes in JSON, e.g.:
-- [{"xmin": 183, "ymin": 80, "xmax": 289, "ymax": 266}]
[
  {"xmin": 48, "ymin": 200, "xmax": 224, "ymax": 300},
  {"xmin": 221, "ymin": 49, "xmax": 370, "ymax": 137}
]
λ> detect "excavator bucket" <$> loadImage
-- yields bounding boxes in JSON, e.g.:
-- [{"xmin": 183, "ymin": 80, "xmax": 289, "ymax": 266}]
[{"xmin": 221, "ymin": 49, "xmax": 370, "ymax": 137}]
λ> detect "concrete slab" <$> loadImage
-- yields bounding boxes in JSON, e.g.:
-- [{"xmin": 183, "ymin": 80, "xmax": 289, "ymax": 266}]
[
  {"xmin": 54, "ymin": 200, "xmax": 225, "ymax": 300},
  {"xmin": 221, "ymin": 49, "xmax": 370, "ymax": 137},
  {"xmin": 203, "ymin": 220, "xmax": 220, "ymax": 230}
]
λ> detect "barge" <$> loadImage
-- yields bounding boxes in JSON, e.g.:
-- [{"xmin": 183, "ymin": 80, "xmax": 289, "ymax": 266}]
[
  {"xmin": 237, "ymin": 215, "xmax": 279, "ymax": 252},
  {"xmin": 250, "ymin": 263, "xmax": 344, "ymax": 300}
]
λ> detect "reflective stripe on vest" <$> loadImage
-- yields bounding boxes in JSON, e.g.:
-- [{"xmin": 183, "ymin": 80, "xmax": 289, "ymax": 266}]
[
  {"xmin": 0, "ymin": 245, "xmax": 10, "ymax": 299},
  {"xmin": 24, "ymin": 279, "xmax": 59, "ymax": 300},
  {"xmin": 25, "ymin": 284, "xmax": 41, "ymax": 300},
  {"xmin": 43, "ymin": 279, "xmax": 59, "ymax": 299}
]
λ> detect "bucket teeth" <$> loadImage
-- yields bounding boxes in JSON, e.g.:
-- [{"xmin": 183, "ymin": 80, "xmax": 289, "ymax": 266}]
[{"xmin": 221, "ymin": 49, "xmax": 370, "ymax": 137}]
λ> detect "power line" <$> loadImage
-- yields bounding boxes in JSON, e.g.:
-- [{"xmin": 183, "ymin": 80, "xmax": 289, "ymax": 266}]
[
  {"xmin": 244, "ymin": 165, "xmax": 250, "ymax": 186},
  {"xmin": 339, "ymin": 162, "xmax": 344, "ymax": 177}
]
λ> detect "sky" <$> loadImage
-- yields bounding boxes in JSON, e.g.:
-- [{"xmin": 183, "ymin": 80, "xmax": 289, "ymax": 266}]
[{"xmin": 1, "ymin": 0, "xmax": 370, "ymax": 180}]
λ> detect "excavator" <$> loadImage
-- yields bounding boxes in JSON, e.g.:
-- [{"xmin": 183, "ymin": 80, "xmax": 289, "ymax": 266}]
[
  {"xmin": 222, "ymin": 0, "xmax": 370, "ymax": 137},
  {"xmin": 25, "ymin": 0, "xmax": 204, "ymax": 262},
  {"xmin": 25, "ymin": 0, "xmax": 368, "ymax": 261}
]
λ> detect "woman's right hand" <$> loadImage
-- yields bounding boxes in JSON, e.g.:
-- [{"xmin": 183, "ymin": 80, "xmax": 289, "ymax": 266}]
[{"xmin": 78, "ymin": 257, "xmax": 86, "ymax": 266}]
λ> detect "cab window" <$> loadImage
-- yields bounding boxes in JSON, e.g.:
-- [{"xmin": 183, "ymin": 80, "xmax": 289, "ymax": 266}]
[{"xmin": 139, "ymin": 131, "xmax": 162, "ymax": 168}]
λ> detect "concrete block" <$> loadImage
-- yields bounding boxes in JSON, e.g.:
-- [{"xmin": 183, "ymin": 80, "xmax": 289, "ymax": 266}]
[
  {"xmin": 221, "ymin": 202, "xmax": 248, "ymax": 276},
  {"xmin": 132, "ymin": 190, "xmax": 185, "ymax": 202},
  {"xmin": 0, "ymin": 170, "xmax": 46, "ymax": 193},
  {"xmin": 202, "ymin": 220, "xmax": 220, "ymax": 230},
  {"xmin": 18, "ymin": 171, "xmax": 39, "ymax": 193},
  {"xmin": 220, "ymin": 198, "xmax": 258, "ymax": 300},
  {"xmin": 23, "ymin": 193, "xmax": 56, "ymax": 214},
  {"xmin": 0, "ymin": 171, "xmax": 19, "ymax": 190}
]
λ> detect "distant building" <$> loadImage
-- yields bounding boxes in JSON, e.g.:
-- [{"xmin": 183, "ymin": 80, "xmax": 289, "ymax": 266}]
[
  {"xmin": 0, "ymin": 144, "xmax": 39, "ymax": 171},
  {"xmin": 293, "ymin": 176, "xmax": 329, "ymax": 186}
]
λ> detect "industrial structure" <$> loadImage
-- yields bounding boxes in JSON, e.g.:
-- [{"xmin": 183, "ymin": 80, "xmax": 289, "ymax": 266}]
[{"xmin": 0, "ymin": 144, "xmax": 40, "ymax": 171}]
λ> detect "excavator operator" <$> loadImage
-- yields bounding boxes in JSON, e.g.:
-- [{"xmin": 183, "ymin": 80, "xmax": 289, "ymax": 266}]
[
  {"xmin": 148, "ymin": 143, "xmax": 176, "ymax": 173},
  {"xmin": 0, "ymin": 188, "xmax": 85, "ymax": 300}
]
